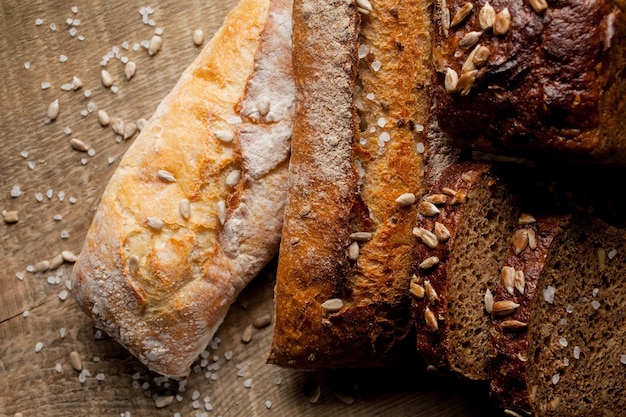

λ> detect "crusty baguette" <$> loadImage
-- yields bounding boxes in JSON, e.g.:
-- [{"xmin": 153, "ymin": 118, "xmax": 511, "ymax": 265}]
[
  {"xmin": 269, "ymin": 0, "xmax": 436, "ymax": 368},
  {"xmin": 71, "ymin": 0, "xmax": 294, "ymax": 379}
]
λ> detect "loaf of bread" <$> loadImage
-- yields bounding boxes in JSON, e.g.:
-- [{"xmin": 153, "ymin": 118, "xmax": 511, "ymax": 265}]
[
  {"xmin": 268, "ymin": 0, "xmax": 441, "ymax": 368},
  {"xmin": 431, "ymin": 0, "xmax": 626, "ymax": 164},
  {"xmin": 490, "ymin": 215, "xmax": 626, "ymax": 416},
  {"xmin": 71, "ymin": 0, "xmax": 294, "ymax": 379},
  {"xmin": 411, "ymin": 161, "xmax": 520, "ymax": 380}
]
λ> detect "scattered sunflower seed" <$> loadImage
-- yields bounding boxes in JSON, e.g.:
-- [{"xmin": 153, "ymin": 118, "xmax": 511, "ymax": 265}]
[
  {"xmin": 450, "ymin": 2, "xmax": 473, "ymax": 28},
  {"xmin": 424, "ymin": 307, "xmax": 439, "ymax": 331},
  {"xmin": 124, "ymin": 61, "xmax": 136, "ymax": 80},
  {"xmin": 241, "ymin": 325, "xmax": 254, "ymax": 343},
  {"xmin": 479, "ymin": 1, "xmax": 496, "ymax": 30},
  {"xmin": 47, "ymin": 99, "xmax": 60, "ymax": 121},
  {"xmin": 157, "ymin": 169, "xmax": 176, "ymax": 182},
  {"xmin": 444, "ymin": 68, "xmax": 459, "ymax": 92},
  {"xmin": 350, "ymin": 231, "xmax": 373, "ymax": 241},
  {"xmin": 502, "ymin": 266, "xmax": 516, "ymax": 295},
  {"xmin": 395, "ymin": 193, "xmax": 416, "ymax": 206},
  {"xmin": 419, "ymin": 256, "xmax": 440, "ymax": 269},
  {"xmin": 193, "ymin": 29, "xmax": 204, "ymax": 46},
  {"xmin": 101, "ymin": 69, "xmax": 113, "ymax": 87},
  {"xmin": 484, "ymin": 289, "xmax": 494, "ymax": 313},
  {"xmin": 348, "ymin": 241, "xmax": 360, "ymax": 260},
  {"xmin": 179, "ymin": 198, "xmax": 191, "ymax": 220},
  {"xmin": 70, "ymin": 138, "xmax": 89, "ymax": 152},
  {"xmin": 528, "ymin": 0, "xmax": 548, "ymax": 13},
  {"xmin": 493, "ymin": 7, "xmax": 511, "ymax": 36},
  {"xmin": 253, "ymin": 314, "xmax": 272, "ymax": 329},
  {"xmin": 148, "ymin": 35, "xmax": 162, "ymax": 56},
  {"xmin": 492, "ymin": 300, "xmax": 520, "ymax": 316},
  {"xmin": 321, "ymin": 298, "xmax": 344, "ymax": 312}
]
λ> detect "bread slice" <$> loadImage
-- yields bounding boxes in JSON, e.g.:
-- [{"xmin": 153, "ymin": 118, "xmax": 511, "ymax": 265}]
[
  {"xmin": 269, "ymin": 0, "xmax": 436, "ymax": 368},
  {"xmin": 411, "ymin": 160, "xmax": 520, "ymax": 380},
  {"xmin": 71, "ymin": 0, "xmax": 294, "ymax": 379},
  {"xmin": 431, "ymin": 0, "xmax": 626, "ymax": 164},
  {"xmin": 496, "ymin": 216, "xmax": 626, "ymax": 416},
  {"xmin": 489, "ymin": 215, "xmax": 571, "ymax": 415}
]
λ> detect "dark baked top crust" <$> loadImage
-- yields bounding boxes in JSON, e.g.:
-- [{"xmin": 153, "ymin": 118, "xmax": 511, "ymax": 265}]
[{"xmin": 432, "ymin": 0, "xmax": 626, "ymax": 162}]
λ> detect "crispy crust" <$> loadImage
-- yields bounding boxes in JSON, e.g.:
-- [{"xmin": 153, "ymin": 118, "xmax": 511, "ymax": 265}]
[
  {"xmin": 269, "ymin": 0, "xmax": 433, "ymax": 368},
  {"xmin": 432, "ymin": 0, "xmax": 626, "ymax": 164},
  {"xmin": 71, "ymin": 0, "xmax": 294, "ymax": 379}
]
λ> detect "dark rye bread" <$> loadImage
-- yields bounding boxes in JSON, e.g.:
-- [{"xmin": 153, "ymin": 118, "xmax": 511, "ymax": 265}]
[
  {"xmin": 489, "ymin": 215, "xmax": 571, "ymax": 416},
  {"xmin": 520, "ymin": 217, "xmax": 626, "ymax": 416},
  {"xmin": 431, "ymin": 0, "xmax": 626, "ymax": 164},
  {"xmin": 269, "ymin": 0, "xmax": 439, "ymax": 368},
  {"xmin": 410, "ymin": 160, "xmax": 520, "ymax": 380}
]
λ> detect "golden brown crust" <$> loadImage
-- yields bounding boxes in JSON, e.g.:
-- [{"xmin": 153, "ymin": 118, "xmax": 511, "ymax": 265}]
[
  {"xmin": 71, "ymin": 0, "xmax": 294, "ymax": 379},
  {"xmin": 269, "ymin": 0, "xmax": 433, "ymax": 368}
]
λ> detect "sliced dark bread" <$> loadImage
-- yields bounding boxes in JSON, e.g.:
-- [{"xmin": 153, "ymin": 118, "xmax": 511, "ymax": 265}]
[
  {"xmin": 489, "ymin": 215, "xmax": 571, "ymax": 416},
  {"xmin": 410, "ymin": 160, "xmax": 521, "ymax": 380}
]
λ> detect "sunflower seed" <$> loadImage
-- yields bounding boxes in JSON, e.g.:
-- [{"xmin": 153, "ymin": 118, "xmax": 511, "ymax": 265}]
[
  {"xmin": 217, "ymin": 200, "xmax": 227, "ymax": 225},
  {"xmin": 527, "ymin": 228, "xmax": 537, "ymax": 250},
  {"xmin": 192, "ymin": 29, "xmax": 204, "ymax": 46},
  {"xmin": 124, "ymin": 61, "xmax": 136, "ymax": 80},
  {"xmin": 451, "ymin": 190, "xmax": 468, "ymax": 204},
  {"xmin": 253, "ymin": 314, "xmax": 272, "ymax": 329},
  {"xmin": 457, "ymin": 69, "xmax": 478, "ymax": 96},
  {"xmin": 396, "ymin": 193, "xmax": 416, "ymax": 206},
  {"xmin": 321, "ymin": 298, "xmax": 344, "ymax": 312},
  {"xmin": 492, "ymin": 300, "xmax": 520, "ymax": 316},
  {"xmin": 4, "ymin": 211, "xmax": 19, "ymax": 223},
  {"xmin": 410, "ymin": 278, "xmax": 426, "ymax": 298},
  {"xmin": 424, "ymin": 280, "xmax": 439, "ymax": 304},
  {"xmin": 111, "ymin": 117, "xmax": 125, "ymax": 135},
  {"xmin": 514, "ymin": 270, "xmax": 525, "ymax": 294},
  {"xmin": 493, "ymin": 8, "xmax": 511, "ymax": 36},
  {"xmin": 479, "ymin": 1, "xmax": 496, "ymax": 30},
  {"xmin": 425, "ymin": 307, "xmax": 439, "ymax": 331},
  {"xmin": 101, "ymin": 69, "xmax": 113, "ymax": 87},
  {"xmin": 61, "ymin": 250, "xmax": 77, "ymax": 263},
  {"xmin": 153, "ymin": 395, "xmax": 174, "ymax": 409},
  {"xmin": 424, "ymin": 194, "xmax": 448, "ymax": 205},
  {"xmin": 528, "ymin": 0, "xmax": 548, "ymax": 13},
  {"xmin": 179, "ymin": 198, "xmax": 191, "ymax": 219},
  {"xmin": 148, "ymin": 35, "xmax": 162, "ymax": 56},
  {"xmin": 48, "ymin": 254, "xmax": 64, "ymax": 270},
  {"xmin": 33, "ymin": 260, "xmax": 50, "ymax": 273},
  {"xmin": 225, "ymin": 170, "xmax": 241, "ymax": 187},
  {"xmin": 136, "ymin": 118, "xmax": 148, "ymax": 131},
  {"xmin": 445, "ymin": 68, "xmax": 459, "ymax": 92},
  {"xmin": 451, "ymin": 3, "xmax": 473, "ymax": 28},
  {"xmin": 462, "ymin": 44, "xmax": 481, "ymax": 73},
  {"xmin": 146, "ymin": 216, "xmax": 164, "ymax": 230},
  {"xmin": 128, "ymin": 255, "xmax": 139, "ymax": 277},
  {"xmin": 47, "ymin": 99, "xmax": 60, "ymax": 120},
  {"xmin": 501, "ymin": 320, "xmax": 528, "ymax": 331},
  {"xmin": 502, "ymin": 266, "xmax": 516, "ymax": 295},
  {"xmin": 123, "ymin": 122, "xmax": 137, "ymax": 140},
  {"xmin": 413, "ymin": 227, "xmax": 439, "ymax": 248},
  {"xmin": 442, "ymin": 187, "xmax": 457, "ymax": 196},
  {"xmin": 350, "ymin": 232, "xmax": 373, "ymax": 241},
  {"xmin": 356, "ymin": 0, "xmax": 372, "ymax": 13},
  {"xmin": 69, "ymin": 351, "xmax": 83, "ymax": 371},
  {"xmin": 214, "ymin": 130, "xmax": 234, "ymax": 143},
  {"xmin": 157, "ymin": 169, "xmax": 176, "ymax": 182},
  {"xmin": 484, "ymin": 289, "xmax": 494, "ymax": 313},
  {"xmin": 70, "ymin": 138, "xmax": 89, "ymax": 152},
  {"xmin": 518, "ymin": 213, "xmax": 536, "ymax": 224},
  {"xmin": 472, "ymin": 46, "xmax": 490, "ymax": 67},
  {"xmin": 348, "ymin": 241, "xmax": 360, "ymax": 260},
  {"xmin": 98, "ymin": 109, "xmax": 111, "ymax": 126},
  {"xmin": 433, "ymin": 48, "xmax": 445, "ymax": 72},
  {"xmin": 420, "ymin": 256, "xmax": 440, "ymax": 269},
  {"xmin": 513, "ymin": 229, "xmax": 529, "ymax": 255},
  {"xmin": 433, "ymin": 222, "xmax": 451, "ymax": 242},
  {"xmin": 459, "ymin": 31, "xmax": 483, "ymax": 50},
  {"xmin": 419, "ymin": 201, "xmax": 440, "ymax": 216}
]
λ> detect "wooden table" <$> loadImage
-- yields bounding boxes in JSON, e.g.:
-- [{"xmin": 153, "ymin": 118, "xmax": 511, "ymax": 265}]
[{"xmin": 0, "ymin": 1, "xmax": 502, "ymax": 415}]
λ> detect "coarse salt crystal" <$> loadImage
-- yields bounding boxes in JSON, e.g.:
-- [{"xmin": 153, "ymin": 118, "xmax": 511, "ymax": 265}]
[
  {"xmin": 71, "ymin": 5, "xmax": 78, "ymax": 13},
  {"xmin": 591, "ymin": 300, "xmax": 601, "ymax": 310},
  {"xmin": 66, "ymin": 18, "xmax": 73, "ymax": 25},
  {"xmin": 69, "ymin": 196, "xmax": 77, "ymax": 204},
  {"xmin": 50, "ymin": 23, "xmax": 57, "ymax": 31},
  {"xmin": 35, "ymin": 342, "xmax": 43, "ymax": 352},
  {"xmin": 84, "ymin": 89, "xmax": 91, "ymax": 97},
  {"xmin": 20, "ymin": 150, "xmax": 29, "ymax": 158},
  {"xmin": 41, "ymin": 82, "xmax": 52, "ymax": 90},
  {"xmin": 192, "ymin": 390, "xmax": 200, "ymax": 400},
  {"xmin": 108, "ymin": 157, "xmax": 116, "ymax": 164},
  {"xmin": 11, "ymin": 185, "xmax": 22, "ymax": 198},
  {"xmin": 366, "ymin": 92, "xmax": 375, "ymax": 100},
  {"xmin": 16, "ymin": 272, "xmax": 25, "ymax": 281},
  {"xmin": 274, "ymin": 376, "xmax": 282, "ymax": 385},
  {"xmin": 265, "ymin": 400, "xmax": 272, "ymax": 409},
  {"xmin": 224, "ymin": 351, "xmax": 233, "ymax": 360},
  {"xmin": 60, "ymin": 327, "xmax": 66, "ymax": 338},
  {"xmin": 58, "ymin": 191, "xmax": 65, "ymax": 201},
  {"xmin": 417, "ymin": 142, "xmax": 425, "ymax": 153},
  {"xmin": 59, "ymin": 290, "xmax": 69, "ymax": 300},
  {"xmin": 69, "ymin": 27, "xmax": 78, "ymax": 37},
  {"xmin": 563, "ymin": 357, "xmax": 569, "ymax": 366},
  {"xmin": 559, "ymin": 337, "xmax": 568, "ymax": 347},
  {"xmin": 608, "ymin": 249, "xmax": 618, "ymax": 260},
  {"xmin": 566, "ymin": 304, "xmax": 574, "ymax": 313},
  {"xmin": 28, "ymin": 161, "xmax": 36, "ymax": 170},
  {"xmin": 620, "ymin": 354, "xmax": 626, "ymax": 365},
  {"xmin": 60, "ymin": 54, "xmax": 68, "ymax": 63},
  {"xmin": 36, "ymin": 18, "xmax": 44, "ymax": 25},
  {"xmin": 24, "ymin": 61, "xmax": 31, "ymax": 70},
  {"xmin": 243, "ymin": 378, "xmax": 253, "ymax": 388},
  {"xmin": 23, "ymin": 310, "xmax": 29, "ymax": 317},
  {"xmin": 87, "ymin": 148, "xmax": 96, "ymax": 157},
  {"xmin": 371, "ymin": 60, "xmax": 382, "ymax": 71},
  {"xmin": 155, "ymin": 27, "xmax": 164, "ymax": 35},
  {"xmin": 543, "ymin": 285, "xmax": 555, "ymax": 304},
  {"xmin": 574, "ymin": 346, "xmax": 581, "ymax": 359},
  {"xmin": 592, "ymin": 288, "xmax": 599, "ymax": 297},
  {"xmin": 358, "ymin": 44, "xmax": 368, "ymax": 59},
  {"xmin": 380, "ymin": 132, "xmax": 391, "ymax": 142},
  {"xmin": 552, "ymin": 374, "xmax": 560, "ymax": 385},
  {"xmin": 377, "ymin": 117, "xmax": 386, "ymax": 127},
  {"xmin": 96, "ymin": 373, "xmax": 105, "ymax": 381},
  {"xmin": 55, "ymin": 363, "xmax": 63, "ymax": 373},
  {"xmin": 64, "ymin": 127, "xmax": 72, "ymax": 135}
]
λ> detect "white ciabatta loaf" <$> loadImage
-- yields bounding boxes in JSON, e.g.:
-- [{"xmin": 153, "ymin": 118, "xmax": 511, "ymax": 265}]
[{"xmin": 71, "ymin": 0, "xmax": 294, "ymax": 379}]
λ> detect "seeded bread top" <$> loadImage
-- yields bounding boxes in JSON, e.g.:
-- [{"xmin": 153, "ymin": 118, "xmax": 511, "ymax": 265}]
[{"xmin": 432, "ymin": 0, "xmax": 626, "ymax": 164}]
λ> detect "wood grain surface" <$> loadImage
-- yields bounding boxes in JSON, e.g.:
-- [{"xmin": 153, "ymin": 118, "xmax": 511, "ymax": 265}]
[{"xmin": 0, "ymin": 1, "xmax": 502, "ymax": 416}]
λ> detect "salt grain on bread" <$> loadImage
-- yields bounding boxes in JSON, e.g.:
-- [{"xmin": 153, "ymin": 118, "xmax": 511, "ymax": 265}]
[{"xmin": 71, "ymin": 0, "xmax": 294, "ymax": 379}]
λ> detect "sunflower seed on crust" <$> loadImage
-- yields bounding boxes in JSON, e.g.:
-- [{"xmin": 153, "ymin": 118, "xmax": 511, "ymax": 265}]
[
  {"xmin": 425, "ymin": 307, "xmax": 439, "ymax": 331},
  {"xmin": 321, "ymin": 298, "xmax": 344, "ymax": 313},
  {"xmin": 459, "ymin": 31, "xmax": 483, "ymax": 50},
  {"xmin": 472, "ymin": 46, "xmax": 490, "ymax": 67},
  {"xmin": 419, "ymin": 201, "xmax": 440, "ymax": 216},
  {"xmin": 433, "ymin": 222, "xmax": 451, "ymax": 242},
  {"xmin": 424, "ymin": 280, "xmax": 439, "ymax": 304},
  {"xmin": 492, "ymin": 300, "xmax": 520, "ymax": 316},
  {"xmin": 395, "ymin": 193, "xmax": 416, "ymax": 206},
  {"xmin": 513, "ymin": 228, "xmax": 529, "ymax": 255},
  {"xmin": 484, "ymin": 289, "xmax": 494, "ymax": 313},
  {"xmin": 479, "ymin": 1, "xmax": 496, "ymax": 30},
  {"xmin": 410, "ymin": 278, "xmax": 426, "ymax": 299},
  {"xmin": 493, "ymin": 7, "xmax": 511, "ymax": 36},
  {"xmin": 445, "ymin": 68, "xmax": 459, "ymax": 92},
  {"xmin": 450, "ymin": 3, "xmax": 473, "ymax": 28},
  {"xmin": 413, "ymin": 227, "xmax": 439, "ymax": 249},
  {"xmin": 419, "ymin": 256, "xmax": 440, "ymax": 269},
  {"xmin": 501, "ymin": 320, "xmax": 528, "ymax": 331},
  {"xmin": 518, "ymin": 213, "xmax": 536, "ymax": 225},
  {"xmin": 502, "ymin": 266, "xmax": 516, "ymax": 295},
  {"xmin": 350, "ymin": 232, "xmax": 373, "ymax": 241},
  {"xmin": 527, "ymin": 228, "xmax": 537, "ymax": 250},
  {"xmin": 528, "ymin": 0, "xmax": 548, "ymax": 14},
  {"xmin": 424, "ymin": 194, "xmax": 448, "ymax": 205},
  {"xmin": 457, "ymin": 70, "xmax": 478, "ymax": 96},
  {"xmin": 514, "ymin": 270, "xmax": 525, "ymax": 294}
]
